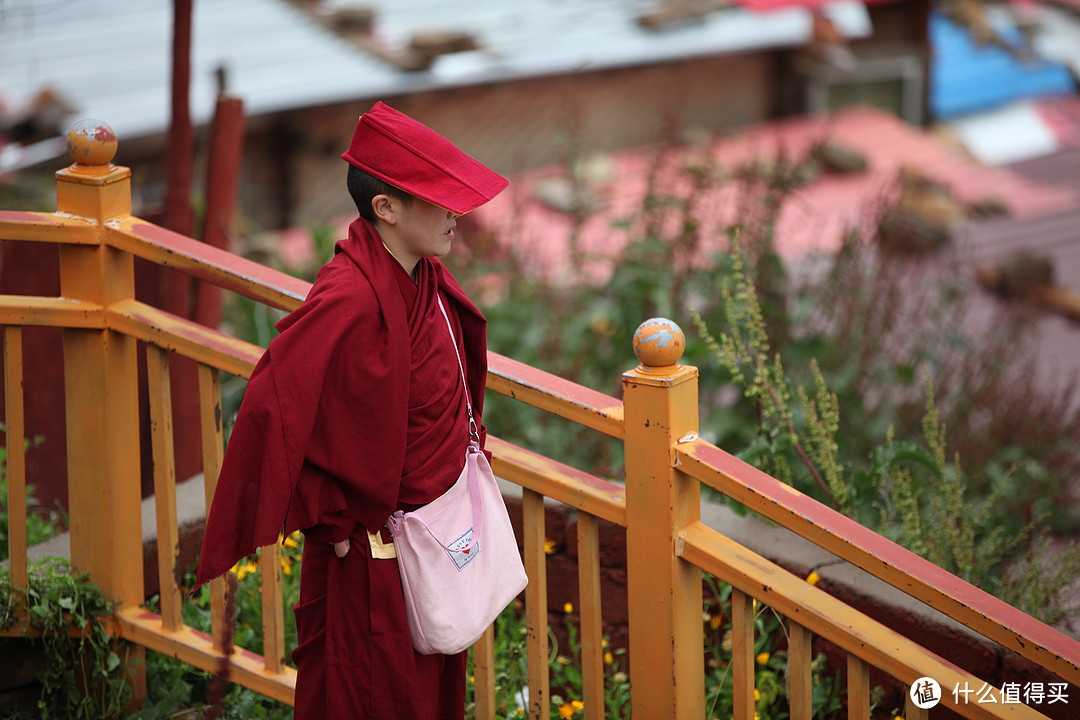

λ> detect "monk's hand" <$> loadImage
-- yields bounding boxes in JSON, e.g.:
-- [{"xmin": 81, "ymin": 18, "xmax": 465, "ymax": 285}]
[{"xmin": 332, "ymin": 538, "xmax": 350, "ymax": 558}]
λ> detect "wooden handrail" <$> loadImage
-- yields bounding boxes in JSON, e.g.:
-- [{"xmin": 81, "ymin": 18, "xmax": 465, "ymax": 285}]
[
  {"xmin": 679, "ymin": 521, "xmax": 1052, "ymax": 720},
  {"xmin": 676, "ymin": 437, "xmax": 1080, "ymax": 687},
  {"xmin": 106, "ymin": 220, "xmax": 309, "ymax": 311}
]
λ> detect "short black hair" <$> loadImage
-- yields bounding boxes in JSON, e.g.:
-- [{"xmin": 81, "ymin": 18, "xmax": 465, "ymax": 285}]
[{"xmin": 346, "ymin": 164, "xmax": 413, "ymax": 223}]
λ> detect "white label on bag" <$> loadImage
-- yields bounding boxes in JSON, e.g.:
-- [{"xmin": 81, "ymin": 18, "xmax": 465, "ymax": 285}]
[{"xmin": 446, "ymin": 528, "xmax": 480, "ymax": 570}]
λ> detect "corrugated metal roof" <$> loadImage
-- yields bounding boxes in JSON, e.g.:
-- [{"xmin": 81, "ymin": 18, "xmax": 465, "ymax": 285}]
[
  {"xmin": 928, "ymin": 8, "xmax": 1076, "ymax": 119},
  {"xmin": 1, "ymin": 0, "xmax": 390, "ymax": 140},
  {"xmin": 0, "ymin": 0, "xmax": 871, "ymax": 144}
]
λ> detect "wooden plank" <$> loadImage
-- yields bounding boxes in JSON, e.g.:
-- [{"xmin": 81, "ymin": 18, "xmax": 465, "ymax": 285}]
[
  {"xmin": 472, "ymin": 625, "xmax": 497, "ymax": 720},
  {"xmin": 146, "ymin": 345, "xmax": 182, "ymax": 631},
  {"xmin": 487, "ymin": 436, "xmax": 626, "ymax": 527},
  {"xmin": 0, "ymin": 296, "xmax": 105, "ymax": 329},
  {"xmin": 0, "ymin": 211, "xmax": 100, "ymax": 244},
  {"xmin": 676, "ymin": 439, "xmax": 1080, "ymax": 686},
  {"xmin": 486, "ymin": 352, "xmax": 624, "ymax": 439},
  {"xmin": 109, "ymin": 298, "xmax": 262, "ymax": 379},
  {"xmin": 577, "ymin": 513, "xmax": 605, "ymax": 720},
  {"xmin": 622, "ymin": 361, "xmax": 704, "ymax": 719},
  {"xmin": 679, "ymin": 521, "xmax": 1052, "ymax": 720},
  {"xmin": 906, "ymin": 689, "xmax": 930, "ymax": 720},
  {"xmin": 522, "ymin": 489, "xmax": 550, "ymax": 720},
  {"xmin": 115, "ymin": 606, "xmax": 295, "ymax": 705},
  {"xmin": 847, "ymin": 654, "xmax": 870, "ymax": 720},
  {"xmin": 731, "ymin": 588, "xmax": 755, "ymax": 720},
  {"xmin": 107, "ymin": 221, "xmax": 308, "ymax": 312},
  {"xmin": 259, "ymin": 542, "xmax": 286, "ymax": 674},
  {"xmin": 788, "ymin": 621, "xmax": 813, "ymax": 720},
  {"xmin": 198, "ymin": 365, "xmax": 229, "ymax": 653},
  {"xmin": 3, "ymin": 327, "xmax": 27, "ymax": 593},
  {"xmin": 906, "ymin": 690, "xmax": 930, "ymax": 720}
]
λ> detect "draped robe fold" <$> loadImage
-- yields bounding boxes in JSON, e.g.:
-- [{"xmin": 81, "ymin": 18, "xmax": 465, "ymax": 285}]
[{"xmin": 196, "ymin": 217, "xmax": 488, "ymax": 719}]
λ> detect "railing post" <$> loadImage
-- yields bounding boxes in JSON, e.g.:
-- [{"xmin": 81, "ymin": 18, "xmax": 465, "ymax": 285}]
[
  {"xmin": 56, "ymin": 120, "xmax": 146, "ymax": 698},
  {"xmin": 622, "ymin": 318, "xmax": 705, "ymax": 718}
]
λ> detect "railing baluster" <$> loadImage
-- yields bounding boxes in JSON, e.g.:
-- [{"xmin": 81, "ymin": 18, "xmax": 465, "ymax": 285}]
[
  {"xmin": 788, "ymin": 621, "xmax": 813, "ymax": 720},
  {"xmin": 3, "ymin": 326, "xmax": 27, "ymax": 595},
  {"xmin": 197, "ymin": 363, "xmax": 229, "ymax": 653},
  {"xmin": 847, "ymin": 654, "xmax": 871, "ymax": 720},
  {"xmin": 577, "ymin": 512, "xmax": 605, "ymax": 720},
  {"xmin": 259, "ymin": 540, "xmax": 285, "ymax": 673},
  {"xmin": 146, "ymin": 345, "xmax": 182, "ymax": 630},
  {"xmin": 731, "ymin": 588, "xmax": 755, "ymax": 720},
  {"xmin": 905, "ymin": 691, "xmax": 929, "ymax": 720},
  {"xmin": 522, "ymin": 488, "xmax": 550, "ymax": 720},
  {"xmin": 472, "ymin": 625, "xmax": 496, "ymax": 720}
]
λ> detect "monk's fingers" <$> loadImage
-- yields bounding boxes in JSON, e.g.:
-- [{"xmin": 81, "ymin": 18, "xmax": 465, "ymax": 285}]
[{"xmin": 332, "ymin": 538, "xmax": 350, "ymax": 558}]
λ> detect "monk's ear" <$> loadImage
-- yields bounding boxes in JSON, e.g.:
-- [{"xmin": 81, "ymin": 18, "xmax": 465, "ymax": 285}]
[{"xmin": 372, "ymin": 194, "xmax": 398, "ymax": 225}]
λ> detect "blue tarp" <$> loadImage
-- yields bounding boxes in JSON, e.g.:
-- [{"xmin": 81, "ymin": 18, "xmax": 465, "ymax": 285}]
[{"xmin": 929, "ymin": 10, "xmax": 1076, "ymax": 119}]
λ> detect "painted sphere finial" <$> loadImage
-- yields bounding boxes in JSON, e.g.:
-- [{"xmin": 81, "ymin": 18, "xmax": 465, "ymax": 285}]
[
  {"xmin": 632, "ymin": 317, "xmax": 685, "ymax": 367},
  {"xmin": 66, "ymin": 119, "xmax": 118, "ymax": 166}
]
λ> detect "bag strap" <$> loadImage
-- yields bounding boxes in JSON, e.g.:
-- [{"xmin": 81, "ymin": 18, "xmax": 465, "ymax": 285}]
[
  {"xmin": 388, "ymin": 295, "xmax": 483, "ymax": 554},
  {"xmin": 437, "ymin": 295, "xmax": 480, "ymax": 443}
]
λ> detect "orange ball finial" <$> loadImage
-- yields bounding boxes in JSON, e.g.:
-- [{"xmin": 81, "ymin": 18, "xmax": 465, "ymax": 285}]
[
  {"xmin": 632, "ymin": 317, "xmax": 685, "ymax": 368},
  {"xmin": 66, "ymin": 119, "xmax": 118, "ymax": 166}
]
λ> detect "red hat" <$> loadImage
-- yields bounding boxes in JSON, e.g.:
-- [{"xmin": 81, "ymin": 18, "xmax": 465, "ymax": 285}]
[{"xmin": 341, "ymin": 101, "xmax": 509, "ymax": 215}]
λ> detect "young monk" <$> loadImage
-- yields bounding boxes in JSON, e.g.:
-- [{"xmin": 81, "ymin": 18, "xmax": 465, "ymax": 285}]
[{"xmin": 196, "ymin": 101, "xmax": 508, "ymax": 719}]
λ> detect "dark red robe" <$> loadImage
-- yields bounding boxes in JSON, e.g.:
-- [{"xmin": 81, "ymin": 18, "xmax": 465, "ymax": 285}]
[{"xmin": 197, "ymin": 217, "xmax": 488, "ymax": 719}]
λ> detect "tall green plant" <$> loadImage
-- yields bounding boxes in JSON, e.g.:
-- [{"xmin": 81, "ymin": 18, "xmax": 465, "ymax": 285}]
[
  {"xmin": 692, "ymin": 241, "xmax": 1080, "ymax": 624},
  {"xmin": 0, "ymin": 559, "xmax": 132, "ymax": 720}
]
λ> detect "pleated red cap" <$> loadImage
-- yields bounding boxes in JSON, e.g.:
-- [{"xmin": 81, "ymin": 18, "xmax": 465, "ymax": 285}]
[{"xmin": 341, "ymin": 102, "xmax": 509, "ymax": 215}]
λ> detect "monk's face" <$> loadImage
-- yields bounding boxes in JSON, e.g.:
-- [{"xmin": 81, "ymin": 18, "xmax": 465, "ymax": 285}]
[{"xmin": 377, "ymin": 196, "xmax": 459, "ymax": 272}]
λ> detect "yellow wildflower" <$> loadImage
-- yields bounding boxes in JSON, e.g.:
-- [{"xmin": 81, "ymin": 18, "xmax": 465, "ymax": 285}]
[
  {"xmin": 571, "ymin": 700, "xmax": 584, "ymax": 713},
  {"xmin": 756, "ymin": 652, "xmax": 769, "ymax": 665},
  {"xmin": 604, "ymin": 651, "xmax": 614, "ymax": 665},
  {"xmin": 564, "ymin": 602, "xmax": 574, "ymax": 614},
  {"xmin": 754, "ymin": 688, "xmax": 761, "ymax": 702},
  {"xmin": 556, "ymin": 655, "xmax": 571, "ymax": 665},
  {"xmin": 283, "ymin": 535, "xmax": 300, "ymax": 549},
  {"xmin": 806, "ymin": 570, "xmax": 821, "ymax": 586},
  {"xmin": 544, "ymin": 539, "xmax": 557, "ymax": 555},
  {"xmin": 233, "ymin": 560, "xmax": 257, "ymax": 581},
  {"xmin": 709, "ymin": 613, "xmax": 723, "ymax": 629},
  {"xmin": 558, "ymin": 704, "xmax": 575, "ymax": 719},
  {"xmin": 281, "ymin": 556, "xmax": 292, "ymax": 575}
]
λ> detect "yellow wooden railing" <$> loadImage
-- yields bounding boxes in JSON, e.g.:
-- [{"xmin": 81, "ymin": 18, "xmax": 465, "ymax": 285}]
[{"xmin": 2, "ymin": 121, "xmax": 1079, "ymax": 719}]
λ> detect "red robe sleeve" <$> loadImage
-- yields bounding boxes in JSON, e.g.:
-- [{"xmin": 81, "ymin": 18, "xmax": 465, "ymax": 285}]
[
  {"xmin": 196, "ymin": 219, "xmax": 488, "ymax": 588},
  {"xmin": 196, "ymin": 232, "xmax": 410, "ymax": 587}
]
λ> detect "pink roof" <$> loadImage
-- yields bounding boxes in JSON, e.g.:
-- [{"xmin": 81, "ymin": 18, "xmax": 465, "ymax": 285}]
[{"xmin": 471, "ymin": 106, "xmax": 1077, "ymax": 283}]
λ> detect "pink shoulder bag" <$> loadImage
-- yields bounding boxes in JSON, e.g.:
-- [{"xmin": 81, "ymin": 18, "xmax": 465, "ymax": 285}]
[{"xmin": 385, "ymin": 296, "xmax": 528, "ymax": 655}]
